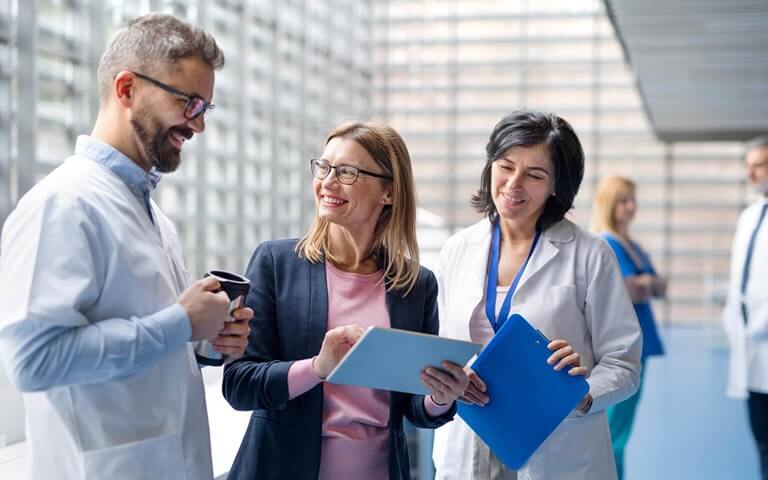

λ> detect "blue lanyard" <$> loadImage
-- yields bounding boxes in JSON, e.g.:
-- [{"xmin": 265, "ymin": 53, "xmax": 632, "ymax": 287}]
[{"xmin": 485, "ymin": 221, "xmax": 542, "ymax": 333}]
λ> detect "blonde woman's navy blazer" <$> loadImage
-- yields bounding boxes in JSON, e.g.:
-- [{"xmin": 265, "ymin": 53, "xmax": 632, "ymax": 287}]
[{"xmin": 223, "ymin": 239, "xmax": 456, "ymax": 480}]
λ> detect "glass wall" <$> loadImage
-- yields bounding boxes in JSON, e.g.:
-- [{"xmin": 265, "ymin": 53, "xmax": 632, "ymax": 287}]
[
  {"xmin": 0, "ymin": 0, "xmax": 373, "ymax": 275},
  {"xmin": 373, "ymin": 0, "xmax": 746, "ymax": 328}
]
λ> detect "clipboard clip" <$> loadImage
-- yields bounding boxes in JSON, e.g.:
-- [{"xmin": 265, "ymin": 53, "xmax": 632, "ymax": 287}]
[{"xmin": 533, "ymin": 328, "xmax": 550, "ymax": 347}]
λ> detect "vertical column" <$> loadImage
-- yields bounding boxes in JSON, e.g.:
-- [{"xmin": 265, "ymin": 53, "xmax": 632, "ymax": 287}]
[
  {"xmin": 446, "ymin": 0, "xmax": 459, "ymax": 234},
  {"xmin": 268, "ymin": 1, "xmax": 278, "ymax": 241},
  {"xmin": 192, "ymin": 0, "xmax": 209, "ymax": 276},
  {"xmin": 15, "ymin": 0, "xmax": 37, "ymax": 196},
  {"xmin": 520, "ymin": 0, "xmax": 530, "ymax": 107},
  {"xmin": 662, "ymin": 142, "xmax": 673, "ymax": 327},
  {"xmin": 79, "ymin": 0, "xmax": 104, "ymax": 131},
  {"xmin": 0, "ymin": 2, "xmax": 13, "ymax": 223},
  {"xmin": 297, "ymin": 0, "xmax": 308, "ymax": 234},
  {"xmin": 376, "ymin": 0, "xmax": 390, "ymax": 124},
  {"xmin": 590, "ymin": 5, "xmax": 602, "ymax": 192},
  {"xmin": 233, "ymin": 1, "xmax": 247, "ymax": 268}
]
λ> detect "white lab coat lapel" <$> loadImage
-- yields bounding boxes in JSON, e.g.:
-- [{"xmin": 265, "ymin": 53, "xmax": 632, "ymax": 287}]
[
  {"xmin": 442, "ymin": 222, "xmax": 491, "ymax": 341},
  {"xmin": 465, "ymin": 224, "xmax": 492, "ymax": 303},
  {"xmin": 496, "ymin": 219, "xmax": 572, "ymax": 304},
  {"xmin": 514, "ymin": 233, "xmax": 559, "ymax": 299}
]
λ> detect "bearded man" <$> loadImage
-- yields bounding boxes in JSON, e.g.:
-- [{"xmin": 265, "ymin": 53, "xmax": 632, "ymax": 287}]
[{"xmin": 0, "ymin": 13, "xmax": 251, "ymax": 480}]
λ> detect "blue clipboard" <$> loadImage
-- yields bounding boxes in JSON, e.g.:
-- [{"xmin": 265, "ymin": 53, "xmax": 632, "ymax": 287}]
[
  {"xmin": 457, "ymin": 313, "xmax": 589, "ymax": 470},
  {"xmin": 326, "ymin": 326, "xmax": 481, "ymax": 395}
]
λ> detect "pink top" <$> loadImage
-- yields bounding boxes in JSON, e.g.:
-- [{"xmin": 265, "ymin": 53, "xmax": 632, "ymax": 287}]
[{"xmin": 287, "ymin": 261, "xmax": 450, "ymax": 480}]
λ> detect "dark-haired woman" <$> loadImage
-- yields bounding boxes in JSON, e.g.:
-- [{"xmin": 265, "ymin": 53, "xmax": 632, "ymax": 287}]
[{"xmin": 432, "ymin": 111, "xmax": 642, "ymax": 479}]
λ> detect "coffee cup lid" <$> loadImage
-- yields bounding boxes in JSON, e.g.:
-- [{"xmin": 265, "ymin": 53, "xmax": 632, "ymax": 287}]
[{"xmin": 205, "ymin": 270, "xmax": 250, "ymax": 298}]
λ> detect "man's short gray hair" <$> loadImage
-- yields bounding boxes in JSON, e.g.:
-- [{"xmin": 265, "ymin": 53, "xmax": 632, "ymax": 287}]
[
  {"xmin": 97, "ymin": 13, "xmax": 224, "ymax": 99},
  {"xmin": 746, "ymin": 135, "xmax": 768, "ymax": 155}
]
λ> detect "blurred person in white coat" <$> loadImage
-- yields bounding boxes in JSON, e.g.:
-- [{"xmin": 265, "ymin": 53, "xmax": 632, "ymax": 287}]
[
  {"xmin": 724, "ymin": 135, "xmax": 768, "ymax": 479},
  {"xmin": 0, "ymin": 14, "xmax": 251, "ymax": 480},
  {"xmin": 432, "ymin": 111, "xmax": 642, "ymax": 480}
]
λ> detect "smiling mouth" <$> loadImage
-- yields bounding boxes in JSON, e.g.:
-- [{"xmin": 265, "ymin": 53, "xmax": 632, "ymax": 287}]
[
  {"xmin": 168, "ymin": 127, "xmax": 193, "ymax": 151},
  {"xmin": 501, "ymin": 192, "xmax": 526, "ymax": 205},
  {"xmin": 169, "ymin": 131, "xmax": 186, "ymax": 150},
  {"xmin": 321, "ymin": 195, "xmax": 348, "ymax": 206}
]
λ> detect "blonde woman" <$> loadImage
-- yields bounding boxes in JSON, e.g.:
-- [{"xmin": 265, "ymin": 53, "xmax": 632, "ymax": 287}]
[
  {"xmin": 592, "ymin": 175, "xmax": 666, "ymax": 480},
  {"xmin": 222, "ymin": 122, "xmax": 470, "ymax": 480}
]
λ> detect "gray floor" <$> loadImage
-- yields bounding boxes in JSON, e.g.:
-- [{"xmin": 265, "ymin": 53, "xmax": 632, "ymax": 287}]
[{"xmin": 626, "ymin": 326, "xmax": 759, "ymax": 479}]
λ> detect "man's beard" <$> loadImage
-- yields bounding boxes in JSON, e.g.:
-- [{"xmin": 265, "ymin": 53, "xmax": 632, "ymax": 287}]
[{"xmin": 131, "ymin": 111, "xmax": 192, "ymax": 173}]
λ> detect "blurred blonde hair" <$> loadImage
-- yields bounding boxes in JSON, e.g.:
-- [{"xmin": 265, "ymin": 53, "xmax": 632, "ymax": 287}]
[
  {"xmin": 296, "ymin": 121, "xmax": 420, "ymax": 294},
  {"xmin": 590, "ymin": 175, "xmax": 636, "ymax": 234}
]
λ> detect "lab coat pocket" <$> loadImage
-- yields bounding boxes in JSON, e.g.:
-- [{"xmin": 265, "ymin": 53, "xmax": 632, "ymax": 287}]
[
  {"xmin": 530, "ymin": 412, "xmax": 615, "ymax": 479},
  {"xmin": 83, "ymin": 431, "xmax": 186, "ymax": 480},
  {"xmin": 545, "ymin": 285, "xmax": 587, "ymax": 344}
]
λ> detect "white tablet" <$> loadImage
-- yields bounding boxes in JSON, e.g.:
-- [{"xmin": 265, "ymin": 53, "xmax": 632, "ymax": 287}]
[{"xmin": 325, "ymin": 326, "xmax": 482, "ymax": 395}]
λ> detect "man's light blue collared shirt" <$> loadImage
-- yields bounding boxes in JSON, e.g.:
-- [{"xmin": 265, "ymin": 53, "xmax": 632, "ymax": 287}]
[{"xmin": 75, "ymin": 135, "xmax": 161, "ymax": 224}]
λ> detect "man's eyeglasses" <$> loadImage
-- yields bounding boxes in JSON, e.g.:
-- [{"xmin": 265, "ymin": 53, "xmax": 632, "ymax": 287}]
[
  {"xmin": 132, "ymin": 72, "xmax": 214, "ymax": 120},
  {"xmin": 309, "ymin": 159, "xmax": 393, "ymax": 185}
]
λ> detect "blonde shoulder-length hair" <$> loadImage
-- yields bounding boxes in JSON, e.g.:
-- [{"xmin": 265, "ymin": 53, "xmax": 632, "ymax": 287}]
[
  {"xmin": 296, "ymin": 121, "xmax": 420, "ymax": 294},
  {"xmin": 590, "ymin": 175, "xmax": 636, "ymax": 234}
]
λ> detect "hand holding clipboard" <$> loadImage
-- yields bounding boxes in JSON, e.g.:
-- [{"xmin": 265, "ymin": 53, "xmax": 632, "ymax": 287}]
[
  {"xmin": 458, "ymin": 337, "xmax": 589, "ymax": 408},
  {"xmin": 457, "ymin": 313, "xmax": 590, "ymax": 470}
]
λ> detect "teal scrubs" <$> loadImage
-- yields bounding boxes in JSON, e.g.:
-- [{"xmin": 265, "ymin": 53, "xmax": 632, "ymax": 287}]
[{"xmin": 601, "ymin": 232, "xmax": 665, "ymax": 480}]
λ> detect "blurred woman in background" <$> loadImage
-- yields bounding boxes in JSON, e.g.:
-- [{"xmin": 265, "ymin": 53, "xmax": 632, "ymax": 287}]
[{"xmin": 592, "ymin": 175, "xmax": 666, "ymax": 480}]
